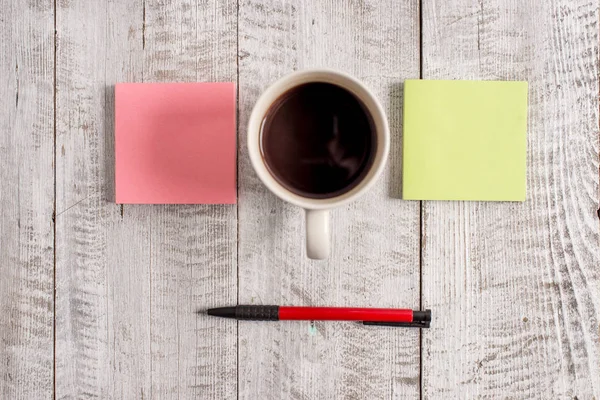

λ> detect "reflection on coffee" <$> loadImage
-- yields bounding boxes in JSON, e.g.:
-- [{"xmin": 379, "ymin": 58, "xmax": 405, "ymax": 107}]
[{"xmin": 260, "ymin": 83, "xmax": 376, "ymax": 199}]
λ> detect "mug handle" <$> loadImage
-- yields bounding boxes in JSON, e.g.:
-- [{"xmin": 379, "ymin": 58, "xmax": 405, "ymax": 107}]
[{"xmin": 305, "ymin": 209, "xmax": 330, "ymax": 259}]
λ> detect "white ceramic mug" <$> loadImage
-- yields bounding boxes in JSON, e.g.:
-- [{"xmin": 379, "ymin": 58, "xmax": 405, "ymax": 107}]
[{"xmin": 247, "ymin": 69, "xmax": 390, "ymax": 259}]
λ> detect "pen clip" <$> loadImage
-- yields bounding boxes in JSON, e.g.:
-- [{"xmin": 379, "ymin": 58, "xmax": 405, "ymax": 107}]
[
  {"xmin": 363, "ymin": 310, "xmax": 431, "ymax": 328},
  {"xmin": 362, "ymin": 320, "xmax": 431, "ymax": 328}
]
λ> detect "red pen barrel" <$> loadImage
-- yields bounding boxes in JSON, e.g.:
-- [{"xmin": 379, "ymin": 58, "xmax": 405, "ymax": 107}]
[{"xmin": 278, "ymin": 307, "xmax": 413, "ymax": 322}]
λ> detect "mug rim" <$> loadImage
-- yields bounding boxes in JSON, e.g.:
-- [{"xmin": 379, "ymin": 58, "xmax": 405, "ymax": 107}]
[{"xmin": 247, "ymin": 68, "xmax": 390, "ymax": 210}]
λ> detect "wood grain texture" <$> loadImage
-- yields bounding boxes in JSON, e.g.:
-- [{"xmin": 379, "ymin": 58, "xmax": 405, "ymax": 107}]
[
  {"xmin": 4, "ymin": 0, "xmax": 600, "ymax": 398},
  {"xmin": 55, "ymin": 0, "xmax": 237, "ymax": 398},
  {"xmin": 421, "ymin": 1, "xmax": 600, "ymax": 398},
  {"xmin": 55, "ymin": 1, "xmax": 146, "ymax": 398},
  {"xmin": 0, "ymin": 1, "xmax": 55, "ymax": 398},
  {"xmin": 237, "ymin": 1, "xmax": 421, "ymax": 399}
]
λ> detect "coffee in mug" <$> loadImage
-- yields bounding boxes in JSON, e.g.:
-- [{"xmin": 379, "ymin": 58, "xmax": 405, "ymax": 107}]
[{"xmin": 260, "ymin": 82, "xmax": 377, "ymax": 199}]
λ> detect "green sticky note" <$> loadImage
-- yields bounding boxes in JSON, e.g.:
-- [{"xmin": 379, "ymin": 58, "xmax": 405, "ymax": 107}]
[{"xmin": 402, "ymin": 80, "xmax": 528, "ymax": 201}]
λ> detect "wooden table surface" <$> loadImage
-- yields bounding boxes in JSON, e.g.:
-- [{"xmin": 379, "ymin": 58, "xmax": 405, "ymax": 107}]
[{"xmin": 1, "ymin": 0, "xmax": 599, "ymax": 399}]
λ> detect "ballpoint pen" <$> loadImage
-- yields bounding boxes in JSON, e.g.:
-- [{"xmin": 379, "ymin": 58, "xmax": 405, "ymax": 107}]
[{"xmin": 202, "ymin": 305, "xmax": 431, "ymax": 328}]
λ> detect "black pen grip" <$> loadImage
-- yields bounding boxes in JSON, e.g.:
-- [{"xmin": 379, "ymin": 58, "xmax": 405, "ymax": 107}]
[{"xmin": 236, "ymin": 305, "xmax": 279, "ymax": 320}]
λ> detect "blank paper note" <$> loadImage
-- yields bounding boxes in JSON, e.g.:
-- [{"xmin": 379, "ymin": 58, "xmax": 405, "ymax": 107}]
[
  {"xmin": 115, "ymin": 82, "xmax": 236, "ymax": 204},
  {"xmin": 402, "ymin": 80, "xmax": 528, "ymax": 201}
]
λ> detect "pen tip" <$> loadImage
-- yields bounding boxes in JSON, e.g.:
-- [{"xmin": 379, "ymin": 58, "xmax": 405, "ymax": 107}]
[
  {"xmin": 206, "ymin": 306, "xmax": 236, "ymax": 318},
  {"xmin": 196, "ymin": 309, "xmax": 207, "ymax": 314}
]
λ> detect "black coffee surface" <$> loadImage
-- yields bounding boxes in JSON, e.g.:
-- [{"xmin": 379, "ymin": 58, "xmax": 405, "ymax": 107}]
[{"xmin": 260, "ymin": 83, "xmax": 376, "ymax": 199}]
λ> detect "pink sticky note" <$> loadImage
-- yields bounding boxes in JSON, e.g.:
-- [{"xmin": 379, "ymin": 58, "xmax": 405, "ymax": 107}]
[{"xmin": 115, "ymin": 83, "xmax": 236, "ymax": 204}]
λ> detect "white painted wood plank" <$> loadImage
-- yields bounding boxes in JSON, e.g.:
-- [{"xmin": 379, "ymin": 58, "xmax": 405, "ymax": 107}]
[
  {"xmin": 55, "ymin": 1, "xmax": 148, "ymax": 398},
  {"xmin": 421, "ymin": 1, "xmax": 600, "ymax": 398},
  {"xmin": 0, "ymin": 1, "xmax": 55, "ymax": 398},
  {"xmin": 237, "ymin": 1, "xmax": 421, "ymax": 399},
  {"xmin": 55, "ymin": 0, "xmax": 238, "ymax": 398},
  {"xmin": 141, "ymin": 1, "xmax": 238, "ymax": 398}
]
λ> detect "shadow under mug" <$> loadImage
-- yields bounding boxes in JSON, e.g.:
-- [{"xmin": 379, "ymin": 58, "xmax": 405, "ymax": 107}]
[{"xmin": 247, "ymin": 69, "xmax": 390, "ymax": 259}]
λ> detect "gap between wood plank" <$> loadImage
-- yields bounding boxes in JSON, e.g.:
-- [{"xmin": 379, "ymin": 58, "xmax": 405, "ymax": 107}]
[
  {"xmin": 52, "ymin": 0, "xmax": 58, "ymax": 398},
  {"xmin": 236, "ymin": 1, "xmax": 241, "ymax": 399},
  {"xmin": 418, "ymin": 2, "xmax": 424, "ymax": 400}
]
